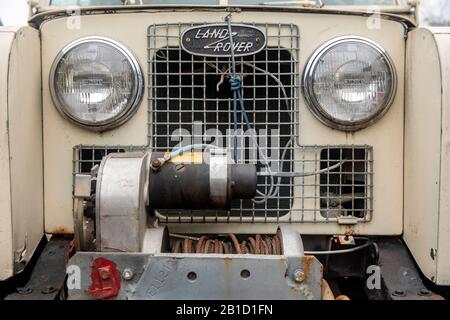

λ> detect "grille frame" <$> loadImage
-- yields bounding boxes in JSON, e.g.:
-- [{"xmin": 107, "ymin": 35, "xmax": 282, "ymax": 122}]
[
  {"xmin": 148, "ymin": 22, "xmax": 300, "ymax": 221},
  {"xmin": 72, "ymin": 22, "xmax": 374, "ymax": 225}
]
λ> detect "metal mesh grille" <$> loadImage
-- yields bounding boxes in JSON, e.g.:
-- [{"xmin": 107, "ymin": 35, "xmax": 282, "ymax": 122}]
[
  {"xmin": 73, "ymin": 144, "xmax": 373, "ymax": 223},
  {"xmin": 148, "ymin": 23, "xmax": 298, "ymax": 221},
  {"xmin": 72, "ymin": 22, "xmax": 374, "ymax": 225}
]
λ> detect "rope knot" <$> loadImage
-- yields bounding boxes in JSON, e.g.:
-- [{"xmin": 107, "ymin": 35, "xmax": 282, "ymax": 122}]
[{"xmin": 229, "ymin": 77, "xmax": 241, "ymax": 92}]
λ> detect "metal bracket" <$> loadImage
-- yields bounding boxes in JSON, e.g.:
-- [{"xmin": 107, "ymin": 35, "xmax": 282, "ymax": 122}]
[
  {"xmin": 67, "ymin": 252, "xmax": 323, "ymax": 300},
  {"xmin": 67, "ymin": 226, "xmax": 323, "ymax": 300},
  {"xmin": 366, "ymin": 238, "xmax": 443, "ymax": 300},
  {"xmin": 6, "ymin": 238, "xmax": 71, "ymax": 300}
]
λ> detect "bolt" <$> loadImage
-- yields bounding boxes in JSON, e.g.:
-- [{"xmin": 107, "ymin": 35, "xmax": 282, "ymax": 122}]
[
  {"xmin": 41, "ymin": 286, "xmax": 57, "ymax": 294},
  {"xmin": 122, "ymin": 268, "xmax": 134, "ymax": 281},
  {"xmin": 392, "ymin": 289, "xmax": 406, "ymax": 297},
  {"xmin": 17, "ymin": 287, "xmax": 33, "ymax": 295},
  {"xmin": 294, "ymin": 269, "xmax": 305, "ymax": 283},
  {"xmin": 151, "ymin": 159, "xmax": 164, "ymax": 171},
  {"xmin": 418, "ymin": 288, "xmax": 431, "ymax": 297},
  {"xmin": 255, "ymin": 37, "xmax": 261, "ymax": 44},
  {"xmin": 152, "ymin": 159, "xmax": 162, "ymax": 168},
  {"xmin": 185, "ymin": 37, "xmax": 191, "ymax": 43}
]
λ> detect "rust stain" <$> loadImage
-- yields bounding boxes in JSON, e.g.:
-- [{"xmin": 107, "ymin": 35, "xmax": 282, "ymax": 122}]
[
  {"xmin": 223, "ymin": 256, "xmax": 233, "ymax": 271},
  {"xmin": 345, "ymin": 226, "xmax": 354, "ymax": 236},
  {"xmin": 278, "ymin": 257, "xmax": 288, "ymax": 277},
  {"xmin": 301, "ymin": 255, "xmax": 315, "ymax": 277},
  {"xmin": 431, "ymin": 294, "xmax": 445, "ymax": 301},
  {"xmin": 49, "ymin": 226, "xmax": 72, "ymax": 235}
]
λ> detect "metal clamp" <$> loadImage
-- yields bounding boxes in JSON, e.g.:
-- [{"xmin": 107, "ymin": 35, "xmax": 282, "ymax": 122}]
[{"xmin": 209, "ymin": 148, "xmax": 231, "ymax": 207}]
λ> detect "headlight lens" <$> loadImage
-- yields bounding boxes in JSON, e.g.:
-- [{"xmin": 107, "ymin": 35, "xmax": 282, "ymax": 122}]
[
  {"xmin": 50, "ymin": 37, "xmax": 143, "ymax": 131},
  {"xmin": 303, "ymin": 37, "xmax": 397, "ymax": 131}
]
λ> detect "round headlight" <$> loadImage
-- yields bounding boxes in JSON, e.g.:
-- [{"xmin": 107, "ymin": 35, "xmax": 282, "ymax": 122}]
[
  {"xmin": 303, "ymin": 36, "xmax": 397, "ymax": 131},
  {"xmin": 50, "ymin": 37, "xmax": 143, "ymax": 131}
]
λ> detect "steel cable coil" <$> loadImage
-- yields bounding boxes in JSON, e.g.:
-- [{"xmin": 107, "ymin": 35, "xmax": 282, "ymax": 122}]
[{"xmin": 170, "ymin": 232, "xmax": 283, "ymax": 255}]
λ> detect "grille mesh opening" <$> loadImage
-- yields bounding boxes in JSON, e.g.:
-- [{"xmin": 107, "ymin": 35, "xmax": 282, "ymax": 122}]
[{"xmin": 320, "ymin": 148, "xmax": 370, "ymax": 219}]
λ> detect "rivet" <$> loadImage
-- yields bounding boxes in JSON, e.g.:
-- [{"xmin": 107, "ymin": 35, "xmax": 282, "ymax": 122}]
[{"xmin": 122, "ymin": 268, "xmax": 134, "ymax": 281}]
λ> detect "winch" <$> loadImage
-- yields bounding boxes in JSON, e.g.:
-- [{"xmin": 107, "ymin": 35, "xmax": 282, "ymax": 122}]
[
  {"xmin": 73, "ymin": 148, "xmax": 257, "ymax": 252},
  {"xmin": 148, "ymin": 149, "xmax": 257, "ymax": 209}
]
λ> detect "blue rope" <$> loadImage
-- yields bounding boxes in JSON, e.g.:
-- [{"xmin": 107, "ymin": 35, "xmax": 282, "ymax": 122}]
[
  {"xmin": 226, "ymin": 16, "xmax": 275, "ymax": 202},
  {"xmin": 230, "ymin": 78, "xmax": 240, "ymax": 161},
  {"xmin": 227, "ymin": 17, "xmax": 239, "ymax": 161},
  {"xmin": 227, "ymin": 17, "xmax": 263, "ymax": 162},
  {"xmin": 230, "ymin": 78, "xmax": 253, "ymax": 132}
]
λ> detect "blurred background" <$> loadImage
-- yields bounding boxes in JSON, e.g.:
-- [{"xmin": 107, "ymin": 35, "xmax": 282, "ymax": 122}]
[
  {"xmin": 420, "ymin": 0, "xmax": 450, "ymax": 26},
  {"xmin": 0, "ymin": 0, "xmax": 449, "ymax": 27}
]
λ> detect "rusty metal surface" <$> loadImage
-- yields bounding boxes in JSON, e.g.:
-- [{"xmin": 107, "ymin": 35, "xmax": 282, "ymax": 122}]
[
  {"xmin": 170, "ymin": 232, "xmax": 283, "ymax": 255},
  {"xmin": 68, "ymin": 225, "xmax": 319, "ymax": 300},
  {"xmin": 5, "ymin": 237, "xmax": 71, "ymax": 300},
  {"xmin": 67, "ymin": 252, "xmax": 323, "ymax": 300}
]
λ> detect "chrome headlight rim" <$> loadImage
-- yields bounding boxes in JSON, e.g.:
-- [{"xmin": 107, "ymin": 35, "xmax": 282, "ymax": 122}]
[
  {"xmin": 302, "ymin": 36, "xmax": 397, "ymax": 131},
  {"xmin": 49, "ymin": 36, "xmax": 144, "ymax": 131}
]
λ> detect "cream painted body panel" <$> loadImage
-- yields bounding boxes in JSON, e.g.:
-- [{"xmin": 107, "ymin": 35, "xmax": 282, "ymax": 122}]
[
  {"xmin": 0, "ymin": 26, "xmax": 43, "ymax": 280},
  {"xmin": 436, "ymin": 29, "xmax": 450, "ymax": 286},
  {"xmin": 404, "ymin": 28, "xmax": 440, "ymax": 283},
  {"xmin": 0, "ymin": 30, "xmax": 15, "ymax": 281},
  {"xmin": 404, "ymin": 27, "xmax": 450, "ymax": 285},
  {"xmin": 41, "ymin": 10, "xmax": 405, "ymax": 236}
]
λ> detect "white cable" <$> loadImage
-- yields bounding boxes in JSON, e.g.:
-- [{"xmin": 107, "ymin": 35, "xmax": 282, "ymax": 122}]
[
  {"xmin": 304, "ymin": 242, "xmax": 375, "ymax": 255},
  {"xmin": 258, "ymin": 161, "xmax": 345, "ymax": 178}
]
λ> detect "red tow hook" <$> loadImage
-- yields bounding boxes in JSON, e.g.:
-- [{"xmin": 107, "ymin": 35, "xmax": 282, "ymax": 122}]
[{"xmin": 88, "ymin": 258, "xmax": 121, "ymax": 299}]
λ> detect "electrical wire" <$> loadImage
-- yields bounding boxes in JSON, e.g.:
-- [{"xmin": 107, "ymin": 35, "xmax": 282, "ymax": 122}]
[
  {"xmin": 304, "ymin": 241, "xmax": 377, "ymax": 255},
  {"xmin": 166, "ymin": 144, "xmax": 218, "ymax": 161},
  {"xmin": 258, "ymin": 160, "xmax": 345, "ymax": 178},
  {"xmin": 206, "ymin": 61, "xmax": 291, "ymax": 110},
  {"xmin": 151, "ymin": 144, "xmax": 220, "ymax": 170},
  {"xmin": 225, "ymin": 15, "xmax": 280, "ymax": 203}
]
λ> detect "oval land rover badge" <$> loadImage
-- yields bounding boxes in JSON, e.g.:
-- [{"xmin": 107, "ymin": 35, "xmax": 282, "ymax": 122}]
[{"xmin": 181, "ymin": 24, "xmax": 266, "ymax": 57}]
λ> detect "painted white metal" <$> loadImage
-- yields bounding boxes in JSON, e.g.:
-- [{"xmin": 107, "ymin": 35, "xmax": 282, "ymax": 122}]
[
  {"xmin": 40, "ymin": 11, "xmax": 405, "ymax": 236},
  {"xmin": 0, "ymin": 29, "xmax": 15, "ymax": 281},
  {"xmin": 96, "ymin": 152, "xmax": 149, "ymax": 252},
  {"xmin": 0, "ymin": 26, "xmax": 43, "ymax": 280},
  {"xmin": 434, "ymin": 29, "xmax": 450, "ymax": 285},
  {"xmin": 404, "ymin": 27, "xmax": 450, "ymax": 285}
]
